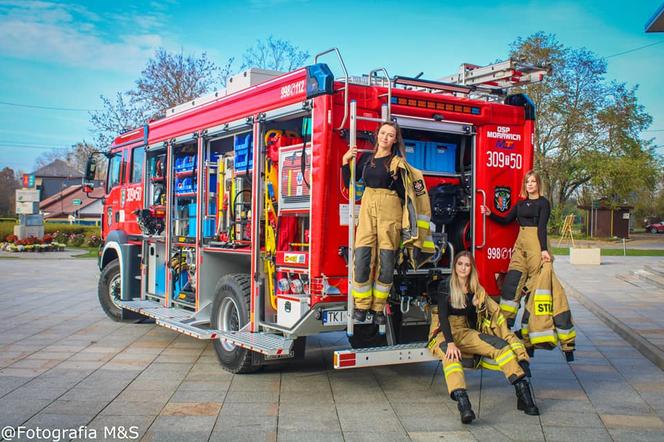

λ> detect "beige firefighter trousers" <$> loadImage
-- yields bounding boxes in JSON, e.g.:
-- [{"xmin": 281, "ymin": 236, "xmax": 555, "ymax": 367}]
[
  {"xmin": 351, "ymin": 187, "xmax": 402, "ymax": 312},
  {"xmin": 428, "ymin": 313, "xmax": 525, "ymax": 396},
  {"xmin": 499, "ymin": 226, "xmax": 550, "ymax": 320}
]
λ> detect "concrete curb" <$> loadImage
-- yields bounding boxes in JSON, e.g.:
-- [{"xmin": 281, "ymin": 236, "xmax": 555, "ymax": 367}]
[
  {"xmin": 0, "ymin": 248, "xmax": 91, "ymax": 260},
  {"xmin": 561, "ymin": 280, "xmax": 664, "ymax": 371}
]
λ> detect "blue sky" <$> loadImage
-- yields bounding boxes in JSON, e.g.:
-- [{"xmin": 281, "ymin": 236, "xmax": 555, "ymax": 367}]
[{"xmin": 0, "ymin": 0, "xmax": 663, "ymax": 172}]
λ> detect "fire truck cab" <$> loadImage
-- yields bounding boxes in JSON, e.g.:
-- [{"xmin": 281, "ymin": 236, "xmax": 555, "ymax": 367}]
[{"xmin": 90, "ymin": 49, "xmax": 546, "ymax": 373}]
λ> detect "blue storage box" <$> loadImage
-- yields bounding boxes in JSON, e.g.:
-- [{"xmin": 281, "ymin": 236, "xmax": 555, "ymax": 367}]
[
  {"xmin": 403, "ymin": 139, "xmax": 426, "ymax": 170},
  {"xmin": 188, "ymin": 203, "xmax": 197, "ymax": 237},
  {"xmin": 425, "ymin": 142, "xmax": 457, "ymax": 173},
  {"xmin": 155, "ymin": 264, "xmax": 165, "ymax": 296},
  {"xmin": 175, "ymin": 155, "xmax": 196, "ymax": 172},
  {"xmin": 234, "ymin": 133, "xmax": 253, "ymax": 170},
  {"xmin": 203, "ymin": 219, "xmax": 216, "ymax": 237},
  {"xmin": 174, "ymin": 156, "xmax": 185, "ymax": 172},
  {"xmin": 175, "ymin": 177, "xmax": 196, "ymax": 194},
  {"xmin": 174, "ymin": 272, "xmax": 188, "ymax": 293}
]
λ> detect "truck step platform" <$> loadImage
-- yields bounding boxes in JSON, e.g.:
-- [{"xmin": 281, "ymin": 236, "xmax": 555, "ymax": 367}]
[
  {"xmin": 334, "ymin": 342, "xmax": 437, "ymax": 369},
  {"xmin": 118, "ymin": 300, "xmax": 217, "ymax": 340},
  {"xmin": 216, "ymin": 330, "xmax": 294, "ymax": 357}
]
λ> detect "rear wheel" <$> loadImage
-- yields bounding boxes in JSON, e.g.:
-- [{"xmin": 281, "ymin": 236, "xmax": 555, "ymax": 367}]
[
  {"xmin": 98, "ymin": 259, "xmax": 123, "ymax": 321},
  {"xmin": 211, "ymin": 274, "xmax": 262, "ymax": 374},
  {"xmin": 651, "ymin": 227, "xmax": 658, "ymax": 234}
]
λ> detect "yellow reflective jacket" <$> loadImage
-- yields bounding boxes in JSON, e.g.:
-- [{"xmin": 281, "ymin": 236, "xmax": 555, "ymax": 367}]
[
  {"xmin": 390, "ymin": 157, "xmax": 435, "ymax": 268},
  {"xmin": 474, "ymin": 286, "xmax": 529, "ymax": 364},
  {"xmin": 427, "ymin": 283, "xmax": 529, "ymax": 370},
  {"xmin": 522, "ymin": 262, "xmax": 576, "ymax": 355}
]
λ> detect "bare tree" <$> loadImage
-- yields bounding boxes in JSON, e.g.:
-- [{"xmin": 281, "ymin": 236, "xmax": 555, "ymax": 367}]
[
  {"xmin": 131, "ymin": 48, "xmax": 222, "ymax": 117},
  {"xmin": 34, "ymin": 148, "xmax": 72, "ymax": 170},
  {"xmin": 33, "ymin": 141, "xmax": 106, "ymax": 179},
  {"xmin": 0, "ymin": 167, "xmax": 20, "ymax": 216},
  {"xmin": 241, "ymin": 36, "xmax": 309, "ymax": 72},
  {"xmin": 90, "ymin": 39, "xmax": 307, "ymax": 150},
  {"xmin": 89, "ymin": 92, "xmax": 148, "ymax": 149}
]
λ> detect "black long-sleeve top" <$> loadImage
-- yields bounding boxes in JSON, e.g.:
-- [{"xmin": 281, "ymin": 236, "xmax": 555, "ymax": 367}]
[
  {"xmin": 342, "ymin": 153, "xmax": 405, "ymax": 200},
  {"xmin": 489, "ymin": 196, "xmax": 551, "ymax": 251},
  {"xmin": 436, "ymin": 289, "xmax": 478, "ymax": 343}
]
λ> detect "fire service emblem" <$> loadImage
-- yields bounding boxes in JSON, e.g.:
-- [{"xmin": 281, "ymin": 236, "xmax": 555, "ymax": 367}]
[{"xmin": 494, "ymin": 186, "xmax": 511, "ymax": 213}]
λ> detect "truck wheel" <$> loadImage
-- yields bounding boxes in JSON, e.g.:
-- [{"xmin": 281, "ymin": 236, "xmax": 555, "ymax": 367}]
[
  {"xmin": 98, "ymin": 259, "xmax": 123, "ymax": 321},
  {"xmin": 211, "ymin": 274, "xmax": 262, "ymax": 374}
]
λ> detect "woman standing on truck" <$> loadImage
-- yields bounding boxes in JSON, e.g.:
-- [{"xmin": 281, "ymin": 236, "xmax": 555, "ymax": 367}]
[
  {"xmin": 481, "ymin": 170, "xmax": 551, "ymax": 325},
  {"xmin": 342, "ymin": 122, "xmax": 405, "ymax": 325},
  {"xmin": 429, "ymin": 251, "xmax": 539, "ymax": 424}
]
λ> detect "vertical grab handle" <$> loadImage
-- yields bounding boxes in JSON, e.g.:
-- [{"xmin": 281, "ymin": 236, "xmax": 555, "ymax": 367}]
[
  {"xmin": 314, "ymin": 48, "xmax": 349, "ymax": 131},
  {"xmin": 346, "ymin": 100, "xmax": 358, "ymax": 336},
  {"xmin": 476, "ymin": 189, "xmax": 487, "ymax": 249}
]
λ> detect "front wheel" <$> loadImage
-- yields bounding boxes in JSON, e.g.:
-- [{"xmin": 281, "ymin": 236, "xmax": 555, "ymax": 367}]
[
  {"xmin": 651, "ymin": 228, "xmax": 658, "ymax": 234},
  {"xmin": 211, "ymin": 274, "xmax": 262, "ymax": 374},
  {"xmin": 98, "ymin": 259, "xmax": 124, "ymax": 321}
]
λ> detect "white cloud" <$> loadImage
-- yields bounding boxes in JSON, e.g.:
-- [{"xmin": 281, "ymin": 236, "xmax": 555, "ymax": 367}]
[{"xmin": 0, "ymin": 1, "xmax": 168, "ymax": 72}]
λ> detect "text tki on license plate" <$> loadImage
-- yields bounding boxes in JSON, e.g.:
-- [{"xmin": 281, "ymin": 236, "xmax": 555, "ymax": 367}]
[{"xmin": 322, "ymin": 310, "xmax": 346, "ymax": 326}]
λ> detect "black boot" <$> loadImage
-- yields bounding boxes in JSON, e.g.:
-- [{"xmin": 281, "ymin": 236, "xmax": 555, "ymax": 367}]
[
  {"xmin": 373, "ymin": 311, "xmax": 386, "ymax": 325},
  {"xmin": 353, "ymin": 309, "xmax": 367, "ymax": 322},
  {"xmin": 514, "ymin": 378, "xmax": 540, "ymax": 415},
  {"xmin": 452, "ymin": 390, "xmax": 476, "ymax": 424},
  {"xmin": 519, "ymin": 360, "xmax": 532, "ymax": 378}
]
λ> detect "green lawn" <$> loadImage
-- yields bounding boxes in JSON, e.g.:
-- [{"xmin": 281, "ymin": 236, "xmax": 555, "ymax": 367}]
[
  {"xmin": 72, "ymin": 246, "xmax": 100, "ymax": 259},
  {"xmin": 552, "ymin": 247, "xmax": 664, "ymax": 256}
]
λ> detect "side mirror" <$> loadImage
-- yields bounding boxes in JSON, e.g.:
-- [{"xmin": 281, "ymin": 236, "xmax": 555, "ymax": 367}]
[{"xmin": 84, "ymin": 157, "xmax": 97, "ymax": 183}]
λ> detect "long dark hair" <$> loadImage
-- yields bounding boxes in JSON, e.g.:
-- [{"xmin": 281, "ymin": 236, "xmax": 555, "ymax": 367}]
[{"xmin": 370, "ymin": 121, "xmax": 405, "ymax": 171}]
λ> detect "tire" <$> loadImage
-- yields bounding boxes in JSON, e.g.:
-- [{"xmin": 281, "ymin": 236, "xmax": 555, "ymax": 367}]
[
  {"xmin": 211, "ymin": 274, "xmax": 262, "ymax": 374},
  {"xmin": 98, "ymin": 259, "xmax": 123, "ymax": 321},
  {"xmin": 651, "ymin": 228, "xmax": 658, "ymax": 234}
]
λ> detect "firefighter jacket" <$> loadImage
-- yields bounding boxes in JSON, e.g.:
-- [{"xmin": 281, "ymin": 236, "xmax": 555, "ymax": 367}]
[
  {"xmin": 390, "ymin": 157, "xmax": 435, "ymax": 268},
  {"xmin": 428, "ymin": 282, "xmax": 529, "ymax": 368},
  {"xmin": 522, "ymin": 262, "xmax": 576, "ymax": 357},
  {"xmin": 474, "ymin": 286, "xmax": 529, "ymax": 364}
]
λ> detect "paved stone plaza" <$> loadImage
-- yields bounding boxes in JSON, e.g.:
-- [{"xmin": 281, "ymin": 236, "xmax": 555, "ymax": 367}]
[{"xmin": 1, "ymin": 257, "xmax": 664, "ymax": 441}]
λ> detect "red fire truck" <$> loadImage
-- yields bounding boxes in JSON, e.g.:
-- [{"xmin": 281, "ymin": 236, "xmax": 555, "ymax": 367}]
[{"xmin": 86, "ymin": 49, "xmax": 547, "ymax": 373}]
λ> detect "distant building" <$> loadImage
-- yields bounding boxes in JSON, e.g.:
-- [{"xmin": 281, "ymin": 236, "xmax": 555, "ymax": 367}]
[
  {"xmin": 32, "ymin": 159, "xmax": 83, "ymax": 200},
  {"xmin": 39, "ymin": 184, "xmax": 104, "ymax": 221},
  {"xmin": 578, "ymin": 199, "xmax": 633, "ymax": 239}
]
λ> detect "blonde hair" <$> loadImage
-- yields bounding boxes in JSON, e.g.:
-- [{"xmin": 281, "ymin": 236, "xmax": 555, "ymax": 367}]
[
  {"xmin": 449, "ymin": 251, "xmax": 480, "ymax": 309},
  {"xmin": 520, "ymin": 170, "xmax": 543, "ymax": 198}
]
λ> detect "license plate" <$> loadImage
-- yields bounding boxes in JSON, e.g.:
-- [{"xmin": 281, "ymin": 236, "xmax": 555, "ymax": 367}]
[{"xmin": 322, "ymin": 310, "xmax": 347, "ymax": 326}]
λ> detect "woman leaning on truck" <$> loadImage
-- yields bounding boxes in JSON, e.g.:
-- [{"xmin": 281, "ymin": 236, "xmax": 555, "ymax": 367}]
[
  {"xmin": 341, "ymin": 122, "xmax": 405, "ymax": 325},
  {"xmin": 481, "ymin": 170, "xmax": 551, "ymax": 325}
]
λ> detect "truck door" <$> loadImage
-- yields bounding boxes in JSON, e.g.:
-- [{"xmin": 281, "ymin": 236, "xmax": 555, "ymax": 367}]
[
  {"xmin": 474, "ymin": 124, "xmax": 529, "ymax": 295},
  {"xmin": 123, "ymin": 145, "xmax": 145, "ymax": 235},
  {"xmin": 104, "ymin": 150, "xmax": 124, "ymax": 236}
]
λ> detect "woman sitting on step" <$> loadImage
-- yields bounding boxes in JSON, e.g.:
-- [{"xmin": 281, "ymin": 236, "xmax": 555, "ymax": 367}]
[{"xmin": 428, "ymin": 251, "xmax": 539, "ymax": 424}]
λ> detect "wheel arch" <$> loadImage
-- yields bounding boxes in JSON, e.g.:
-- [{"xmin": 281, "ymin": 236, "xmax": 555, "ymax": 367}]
[{"xmin": 99, "ymin": 230, "xmax": 140, "ymax": 301}]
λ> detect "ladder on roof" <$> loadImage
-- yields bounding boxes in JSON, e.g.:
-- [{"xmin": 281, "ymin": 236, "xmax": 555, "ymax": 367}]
[
  {"xmin": 390, "ymin": 59, "xmax": 549, "ymax": 99},
  {"xmin": 439, "ymin": 59, "xmax": 549, "ymax": 98}
]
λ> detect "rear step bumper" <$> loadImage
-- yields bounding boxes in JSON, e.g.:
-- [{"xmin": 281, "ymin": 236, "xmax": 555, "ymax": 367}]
[{"xmin": 334, "ymin": 342, "xmax": 438, "ymax": 369}]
